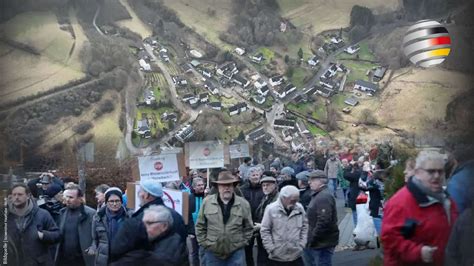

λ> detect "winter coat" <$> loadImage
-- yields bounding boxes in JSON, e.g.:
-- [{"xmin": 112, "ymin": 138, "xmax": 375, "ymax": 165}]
[
  {"xmin": 189, "ymin": 192, "xmax": 205, "ymax": 227},
  {"xmin": 343, "ymin": 165, "xmax": 362, "ymax": 210},
  {"xmin": 299, "ymin": 187, "xmax": 312, "ymax": 210},
  {"xmin": 110, "ymin": 197, "xmax": 187, "ymax": 261},
  {"xmin": 324, "ymin": 158, "xmax": 341, "ymax": 179},
  {"xmin": 260, "ymin": 199, "xmax": 308, "ymax": 262},
  {"xmin": 445, "ymin": 208, "xmax": 474, "ymax": 266},
  {"xmin": 306, "ymin": 186, "xmax": 339, "ymax": 249},
  {"xmin": 195, "ymin": 194, "xmax": 253, "ymax": 259},
  {"xmin": 337, "ymin": 165, "xmax": 349, "ymax": 189},
  {"xmin": 255, "ymin": 190, "xmax": 279, "ymax": 223},
  {"xmin": 240, "ymin": 181, "xmax": 264, "ymax": 220},
  {"xmin": 381, "ymin": 178, "xmax": 458, "ymax": 266},
  {"xmin": 366, "ymin": 178, "xmax": 384, "ymax": 218},
  {"xmin": 55, "ymin": 204, "xmax": 96, "ymax": 266},
  {"xmin": 7, "ymin": 199, "xmax": 61, "ymax": 266},
  {"xmin": 447, "ymin": 160, "xmax": 474, "ymax": 213},
  {"xmin": 110, "ymin": 230, "xmax": 188, "ymax": 266},
  {"xmin": 89, "ymin": 206, "xmax": 131, "ymax": 266}
]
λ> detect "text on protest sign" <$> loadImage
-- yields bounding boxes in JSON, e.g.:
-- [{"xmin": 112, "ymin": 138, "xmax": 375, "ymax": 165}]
[
  {"xmin": 138, "ymin": 154, "xmax": 180, "ymax": 182},
  {"xmin": 188, "ymin": 141, "xmax": 224, "ymax": 169}
]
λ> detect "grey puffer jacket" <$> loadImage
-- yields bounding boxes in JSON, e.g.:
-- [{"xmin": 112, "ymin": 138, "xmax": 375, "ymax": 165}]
[{"xmin": 90, "ymin": 206, "xmax": 131, "ymax": 266}]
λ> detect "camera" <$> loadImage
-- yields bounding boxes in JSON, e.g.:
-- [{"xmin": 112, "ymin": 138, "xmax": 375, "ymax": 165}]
[{"xmin": 37, "ymin": 195, "xmax": 63, "ymax": 219}]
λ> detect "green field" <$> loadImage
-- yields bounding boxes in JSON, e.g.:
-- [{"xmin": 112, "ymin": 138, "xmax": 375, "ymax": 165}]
[
  {"xmin": 343, "ymin": 60, "xmax": 377, "ymax": 84},
  {"xmin": 2, "ymin": 11, "xmax": 74, "ymax": 63},
  {"xmin": 307, "ymin": 123, "xmax": 328, "ymax": 136},
  {"xmin": 336, "ymin": 41, "xmax": 376, "ymax": 61},
  {"xmin": 331, "ymin": 93, "xmax": 348, "ymax": 109},
  {"xmin": 291, "ymin": 67, "xmax": 311, "ymax": 88},
  {"xmin": 287, "ymin": 102, "xmax": 327, "ymax": 121}
]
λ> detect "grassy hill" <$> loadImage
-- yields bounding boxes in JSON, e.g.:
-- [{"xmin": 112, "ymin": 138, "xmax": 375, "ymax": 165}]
[{"xmin": 0, "ymin": 10, "xmax": 86, "ymax": 105}]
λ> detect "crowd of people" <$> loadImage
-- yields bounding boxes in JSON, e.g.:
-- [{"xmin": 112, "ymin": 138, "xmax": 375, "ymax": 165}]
[{"xmin": 5, "ymin": 148, "xmax": 473, "ymax": 266}]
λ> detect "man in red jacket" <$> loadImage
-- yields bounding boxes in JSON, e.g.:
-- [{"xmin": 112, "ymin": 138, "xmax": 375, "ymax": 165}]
[{"xmin": 381, "ymin": 151, "xmax": 458, "ymax": 266}]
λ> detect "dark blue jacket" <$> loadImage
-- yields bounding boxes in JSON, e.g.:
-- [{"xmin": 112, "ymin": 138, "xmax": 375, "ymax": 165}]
[
  {"xmin": 110, "ymin": 197, "xmax": 187, "ymax": 262},
  {"xmin": 447, "ymin": 160, "xmax": 474, "ymax": 214},
  {"xmin": 7, "ymin": 200, "xmax": 61, "ymax": 266}
]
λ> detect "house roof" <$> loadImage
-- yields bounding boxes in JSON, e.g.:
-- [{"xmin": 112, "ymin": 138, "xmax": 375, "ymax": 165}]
[
  {"xmin": 199, "ymin": 93, "xmax": 208, "ymax": 99},
  {"xmin": 344, "ymin": 97, "xmax": 359, "ymax": 106},
  {"xmin": 355, "ymin": 80, "xmax": 379, "ymax": 90},
  {"xmin": 190, "ymin": 60, "xmax": 201, "ymax": 67},
  {"xmin": 254, "ymin": 95, "xmax": 265, "ymax": 103},
  {"xmin": 374, "ymin": 67, "xmax": 387, "ymax": 78},
  {"xmin": 183, "ymin": 93, "xmax": 194, "ymax": 99},
  {"xmin": 259, "ymin": 85, "xmax": 269, "ymax": 93},
  {"xmin": 235, "ymin": 102, "xmax": 247, "ymax": 109},
  {"xmin": 248, "ymin": 128, "xmax": 265, "ymax": 140},
  {"xmin": 317, "ymin": 87, "xmax": 333, "ymax": 95},
  {"xmin": 274, "ymin": 119, "xmax": 296, "ymax": 127},
  {"xmin": 297, "ymin": 120, "xmax": 308, "ymax": 132},
  {"xmin": 233, "ymin": 75, "xmax": 248, "ymax": 84},
  {"xmin": 209, "ymin": 102, "xmax": 222, "ymax": 108},
  {"xmin": 270, "ymin": 75, "xmax": 283, "ymax": 82},
  {"xmin": 180, "ymin": 63, "xmax": 192, "ymax": 72},
  {"xmin": 204, "ymin": 80, "xmax": 216, "ymax": 89},
  {"xmin": 284, "ymin": 83, "xmax": 296, "ymax": 92},
  {"xmin": 304, "ymin": 87, "xmax": 317, "ymax": 95},
  {"xmin": 293, "ymin": 94, "xmax": 304, "ymax": 103}
]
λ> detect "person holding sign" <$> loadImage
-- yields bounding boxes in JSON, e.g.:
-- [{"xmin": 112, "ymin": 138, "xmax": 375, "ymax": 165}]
[{"xmin": 195, "ymin": 171, "xmax": 254, "ymax": 265}]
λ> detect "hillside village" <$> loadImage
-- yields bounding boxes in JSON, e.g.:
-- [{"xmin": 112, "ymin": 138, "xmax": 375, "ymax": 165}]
[
  {"xmin": 0, "ymin": 0, "xmax": 472, "ymax": 171},
  {"xmin": 129, "ymin": 28, "xmax": 391, "ymax": 154}
]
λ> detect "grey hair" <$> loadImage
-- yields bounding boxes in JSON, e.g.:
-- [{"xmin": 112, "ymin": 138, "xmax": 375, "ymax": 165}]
[
  {"xmin": 192, "ymin": 177, "xmax": 204, "ymax": 187},
  {"xmin": 248, "ymin": 167, "xmax": 260, "ymax": 175},
  {"xmin": 144, "ymin": 205, "xmax": 174, "ymax": 226},
  {"xmin": 415, "ymin": 150, "xmax": 447, "ymax": 169},
  {"xmin": 279, "ymin": 185, "xmax": 300, "ymax": 199}
]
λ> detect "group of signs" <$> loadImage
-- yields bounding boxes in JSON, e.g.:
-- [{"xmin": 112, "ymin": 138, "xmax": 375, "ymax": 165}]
[{"xmin": 127, "ymin": 141, "xmax": 250, "ymax": 221}]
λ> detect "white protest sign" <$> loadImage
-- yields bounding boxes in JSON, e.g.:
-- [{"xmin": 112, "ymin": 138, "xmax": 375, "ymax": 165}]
[
  {"xmin": 138, "ymin": 154, "xmax": 180, "ymax": 182},
  {"xmin": 229, "ymin": 143, "xmax": 250, "ymax": 159},
  {"xmin": 188, "ymin": 141, "xmax": 224, "ymax": 169}
]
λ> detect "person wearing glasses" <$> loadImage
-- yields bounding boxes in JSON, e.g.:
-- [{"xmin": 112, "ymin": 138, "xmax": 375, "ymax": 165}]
[
  {"xmin": 86, "ymin": 187, "xmax": 130, "ymax": 266},
  {"xmin": 110, "ymin": 205, "xmax": 187, "ymax": 265},
  {"xmin": 381, "ymin": 151, "xmax": 459, "ymax": 266}
]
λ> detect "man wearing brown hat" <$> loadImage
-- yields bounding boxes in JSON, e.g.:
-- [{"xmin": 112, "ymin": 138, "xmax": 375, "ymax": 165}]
[
  {"xmin": 304, "ymin": 170, "xmax": 339, "ymax": 266},
  {"xmin": 195, "ymin": 171, "xmax": 253, "ymax": 265}
]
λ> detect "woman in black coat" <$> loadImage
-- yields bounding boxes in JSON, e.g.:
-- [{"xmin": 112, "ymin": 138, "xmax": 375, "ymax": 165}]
[{"xmin": 343, "ymin": 163, "xmax": 362, "ymax": 226}]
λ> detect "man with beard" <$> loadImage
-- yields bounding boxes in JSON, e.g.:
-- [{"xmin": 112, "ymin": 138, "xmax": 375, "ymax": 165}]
[
  {"xmin": 55, "ymin": 184, "xmax": 96, "ymax": 266},
  {"xmin": 7, "ymin": 184, "xmax": 61, "ymax": 266},
  {"xmin": 196, "ymin": 171, "xmax": 253, "ymax": 265}
]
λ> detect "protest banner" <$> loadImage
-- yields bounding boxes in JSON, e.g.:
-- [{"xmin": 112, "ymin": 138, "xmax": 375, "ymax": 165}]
[
  {"xmin": 229, "ymin": 143, "xmax": 250, "ymax": 159},
  {"xmin": 138, "ymin": 154, "xmax": 180, "ymax": 182},
  {"xmin": 187, "ymin": 141, "xmax": 225, "ymax": 169}
]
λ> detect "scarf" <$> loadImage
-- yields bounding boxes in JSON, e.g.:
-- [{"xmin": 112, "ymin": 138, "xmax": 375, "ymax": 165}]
[
  {"xmin": 106, "ymin": 207, "xmax": 125, "ymax": 241},
  {"xmin": 412, "ymin": 177, "xmax": 452, "ymax": 224}
]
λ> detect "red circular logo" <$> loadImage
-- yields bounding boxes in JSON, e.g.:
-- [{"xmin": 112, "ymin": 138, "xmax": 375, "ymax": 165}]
[
  {"xmin": 154, "ymin": 161, "xmax": 163, "ymax": 171},
  {"xmin": 203, "ymin": 147, "xmax": 211, "ymax": 156}
]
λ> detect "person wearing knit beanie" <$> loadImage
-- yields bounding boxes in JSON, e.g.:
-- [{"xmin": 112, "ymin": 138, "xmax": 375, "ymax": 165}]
[{"xmin": 105, "ymin": 187, "xmax": 123, "ymax": 204}]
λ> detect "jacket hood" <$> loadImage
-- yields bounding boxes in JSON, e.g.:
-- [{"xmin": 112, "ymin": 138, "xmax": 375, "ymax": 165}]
[{"xmin": 8, "ymin": 198, "xmax": 37, "ymax": 217}]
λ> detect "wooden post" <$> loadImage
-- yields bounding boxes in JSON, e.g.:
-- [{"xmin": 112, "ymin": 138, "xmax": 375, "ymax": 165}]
[{"xmin": 206, "ymin": 168, "xmax": 210, "ymax": 189}]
